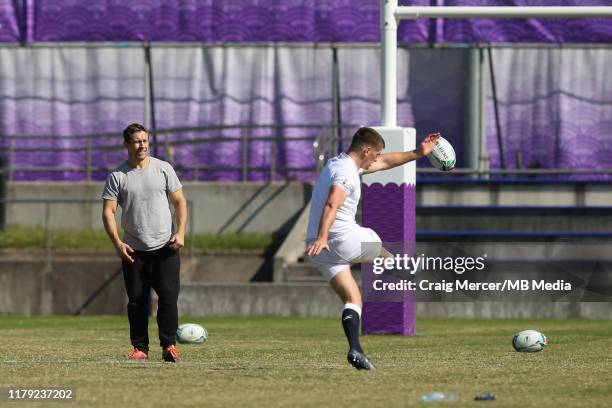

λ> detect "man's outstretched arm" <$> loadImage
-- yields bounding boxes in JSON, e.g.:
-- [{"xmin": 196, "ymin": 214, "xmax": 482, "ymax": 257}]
[{"xmin": 363, "ymin": 132, "xmax": 440, "ymax": 174}]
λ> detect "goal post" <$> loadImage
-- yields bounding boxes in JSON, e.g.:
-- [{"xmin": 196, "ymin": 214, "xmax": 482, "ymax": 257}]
[
  {"xmin": 382, "ymin": 3, "xmax": 612, "ymax": 128},
  {"xmin": 362, "ymin": 2, "xmax": 612, "ymax": 336}
]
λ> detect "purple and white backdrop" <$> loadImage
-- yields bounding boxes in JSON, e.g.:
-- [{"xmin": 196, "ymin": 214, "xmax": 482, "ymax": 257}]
[{"xmin": 3, "ymin": 1, "xmax": 611, "ymax": 43}]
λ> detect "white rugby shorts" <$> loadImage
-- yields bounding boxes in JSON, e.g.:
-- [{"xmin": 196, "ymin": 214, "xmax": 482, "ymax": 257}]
[{"xmin": 308, "ymin": 227, "xmax": 382, "ymax": 281}]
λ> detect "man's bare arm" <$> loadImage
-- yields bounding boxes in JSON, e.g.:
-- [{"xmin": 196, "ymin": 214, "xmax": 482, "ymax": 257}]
[
  {"xmin": 169, "ymin": 189, "xmax": 187, "ymax": 250},
  {"xmin": 306, "ymin": 185, "xmax": 347, "ymax": 256},
  {"xmin": 102, "ymin": 199, "xmax": 134, "ymax": 262}
]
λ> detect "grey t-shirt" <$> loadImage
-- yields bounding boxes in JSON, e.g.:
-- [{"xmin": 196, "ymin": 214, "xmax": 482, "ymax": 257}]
[{"xmin": 102, "ymin": 157, "xmax": 183, "ymax": 251}]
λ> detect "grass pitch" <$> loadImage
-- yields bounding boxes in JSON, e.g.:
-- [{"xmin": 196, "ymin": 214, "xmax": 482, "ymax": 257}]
[{"xmin": 0, "ymin": 316, "xmax": 610, "ymax": 407}]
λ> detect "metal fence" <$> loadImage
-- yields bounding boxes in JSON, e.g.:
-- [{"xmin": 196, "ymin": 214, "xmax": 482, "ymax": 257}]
[
  {"xmin": 5, "ymin": 124, "xmax": 612, "ymax": 183},
  {"xmin": 0, "ymin": 124, "xmax": 359, "ymax": 182}
]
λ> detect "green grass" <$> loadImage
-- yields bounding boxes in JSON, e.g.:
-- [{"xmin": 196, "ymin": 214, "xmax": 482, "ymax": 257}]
[
  {"xmin": 0, "ymin": 316, "xmax": 611, "ymax": 407},
  {"xmin": 0, "ymin": 226, "xmax": 274, "ymax": 251},
  {"xmin": 190, "ymin": 231, "xmax": 274, "ymax": 251}
]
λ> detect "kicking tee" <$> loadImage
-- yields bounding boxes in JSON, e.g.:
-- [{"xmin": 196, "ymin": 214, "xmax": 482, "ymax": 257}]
[
  {"xmin": 307, "ymin": 153, "xmax": 362, "ymax": 241},
  {"xmin": 102, "ymin": 157, "xmax": 182, "ymax": 251}
]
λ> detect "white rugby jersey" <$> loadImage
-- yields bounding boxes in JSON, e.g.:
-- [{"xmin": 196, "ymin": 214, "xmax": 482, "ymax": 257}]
[{"xmin": 307, "ymin": 153, "xmax": 362, "ymax": 241}]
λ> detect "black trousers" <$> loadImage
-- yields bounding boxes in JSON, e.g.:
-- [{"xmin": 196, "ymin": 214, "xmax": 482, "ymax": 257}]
[{"xmin": 122, "ymin": 245, "xmax": 180, "ymax": 351}]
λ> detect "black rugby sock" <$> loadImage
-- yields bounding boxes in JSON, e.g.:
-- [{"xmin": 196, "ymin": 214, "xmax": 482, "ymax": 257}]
[{"xmin": 341, "ymin": 305, "xmax": 363, "ymax": 353}]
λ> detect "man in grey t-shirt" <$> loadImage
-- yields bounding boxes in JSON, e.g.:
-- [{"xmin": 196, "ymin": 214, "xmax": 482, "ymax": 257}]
[{"xmin": 102, "ymin": 123, "xmax": 187, "ymax": 363}]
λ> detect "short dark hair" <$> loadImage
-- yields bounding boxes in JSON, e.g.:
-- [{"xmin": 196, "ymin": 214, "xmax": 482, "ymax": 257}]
[
  {"xmin": 123, "ymin": 123, "xmax": 148, "ymax": 144},
  {"xmin": 348, "ymin": 127, "xmax": 385, "ymax": 152}
]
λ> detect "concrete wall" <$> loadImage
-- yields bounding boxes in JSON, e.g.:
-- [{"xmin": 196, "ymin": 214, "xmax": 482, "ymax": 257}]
[
  {"xmin": 0, "ymin": 255, "xmax": 125, "ymax": 315},
  {"xmin": 416, "ymin": 302, "xmax": 612, "ymax": 319},
  {"xmin": 2, "ymin": 253, "xmax": 611, "ymax": 318},
  {"xmin": 0, "ymin": 252, "xmax": 264, "ymax": 316},
  {"xmin": 4, "ymin": 182, "xmax": 311, "ymax": 234},
  {"xmin": 180, "ymin": 284, "xmax": 612, "ymax": 318},
  {"xmin": 179, "ymin": 283, "xmax": 341, "ymax": 317}
]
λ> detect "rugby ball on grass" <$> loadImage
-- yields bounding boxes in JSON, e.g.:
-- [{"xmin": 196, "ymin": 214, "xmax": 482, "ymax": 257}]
[
  {"xmin": 512, "ymin": 329, "xmax": 547, "ymax": 352},
  {"xmin": 177, "ymin": 323, "xmax": 208, "ymax": 344},
  {"xmin": 427, "ymin": 136, "xmax": 456, "ymax": 171}
]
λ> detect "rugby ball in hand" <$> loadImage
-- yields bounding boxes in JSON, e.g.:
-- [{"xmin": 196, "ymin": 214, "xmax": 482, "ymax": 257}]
[
  {"xmin": 177, "ymin": 323, "xmax": 208, "ymax": 344},
  {"xmin": 427, "ymin": 136, "xmax": 456, "ymax": 171},
  {"xmin": 512, "ymin": 329, "xmax": 547, "ymax": 352}
]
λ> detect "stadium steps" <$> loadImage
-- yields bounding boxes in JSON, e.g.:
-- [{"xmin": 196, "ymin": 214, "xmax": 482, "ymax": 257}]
[
  {"xmin": 416, "ymin": 205, "xmax": 612, "ymax": 241},
  {"xmin": 416, "ymin": 178, "xmax": 612, "ymax": 207},
  {"xmin": 417, "ymin": 206, "xmax": 612, "ymax": 233},
  {"xmin": 282, "ymin": 262, "xmax": 321, "ymax": 282}
]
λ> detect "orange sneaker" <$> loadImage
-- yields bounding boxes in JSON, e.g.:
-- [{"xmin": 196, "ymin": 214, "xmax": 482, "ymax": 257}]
[
  {"xmin": 128, "ymin": 348, "xmax": 148, "ymax": 360},
  {"xmin": 162, "ymin": 344, "xmax": 179, "ymax": 362}
]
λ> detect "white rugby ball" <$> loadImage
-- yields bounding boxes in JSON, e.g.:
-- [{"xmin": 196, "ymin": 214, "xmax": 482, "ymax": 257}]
[
  {"xmin": 177, "ymin": 323, "xmax": 208, "ymax": 344},
  {"xmin": 512, "ymin": 329, "xmax": 547, "ymax": 352},
  {"xmin": 427, "ymin": 136, "xmax": 456, "ymax": 171}
]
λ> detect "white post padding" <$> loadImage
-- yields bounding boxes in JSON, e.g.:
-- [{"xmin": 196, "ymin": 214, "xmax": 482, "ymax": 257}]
[{"xmin": 362, "ymin": 127, "xmax": 416, "ymax": 187}]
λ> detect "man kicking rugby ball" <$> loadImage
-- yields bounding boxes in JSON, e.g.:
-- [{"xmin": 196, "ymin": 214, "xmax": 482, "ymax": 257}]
[{"xmin": 306, "ymin": 127, "xmax": 439, "ymax": 370}]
